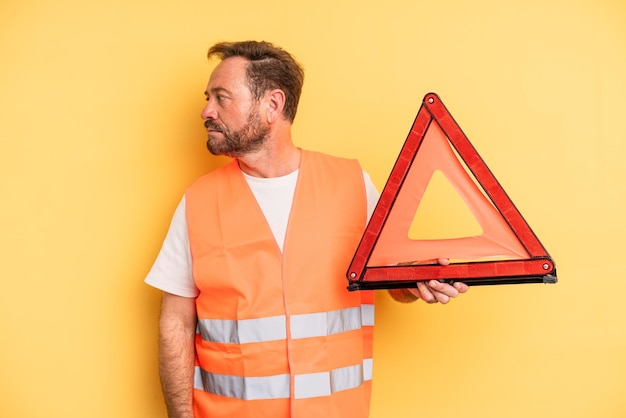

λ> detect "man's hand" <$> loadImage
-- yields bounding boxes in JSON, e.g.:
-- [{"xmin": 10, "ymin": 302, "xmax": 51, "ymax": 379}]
[
  {"xmin": 409, "ymin": 279, "xmax": 469, "ymax": 304},
  {"xmin": 387, "ymin": 258, "xmax": 469, "ymax": 304}
]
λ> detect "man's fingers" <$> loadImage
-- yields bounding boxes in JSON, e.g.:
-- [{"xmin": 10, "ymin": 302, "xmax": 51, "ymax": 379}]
[
  {"xmin": 416, "ymin": 281, "xmax": 436, "ymax": 303},
  {"xmin": 414, "ymin": 280, "xmax": 468, "ymax": 304},
  {"xmin": 453, "ymin": 281, "xmax": 469, "ymax": 294},
  {"xmin": 428, "ymin": 280, "xmax": 460, "ymax": 298},
  {"xmin": 436, "ymin": 258, "xmax": 450, "ymax": 266}
]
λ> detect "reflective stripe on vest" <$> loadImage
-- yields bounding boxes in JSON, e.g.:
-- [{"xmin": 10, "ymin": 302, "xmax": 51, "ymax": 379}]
[
  {"xmin": 197, "ymin": 304, "xmax": 375, "ymax": 344},
  {"xmin": 194, "ymin": 359, "xmax": 373, "ymax": 400}
]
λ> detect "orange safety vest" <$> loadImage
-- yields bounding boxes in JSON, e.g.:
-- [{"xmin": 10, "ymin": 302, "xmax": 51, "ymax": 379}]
[{"xmin": 186, "ymin": 150, "xmax": 375, "ymax": 418}]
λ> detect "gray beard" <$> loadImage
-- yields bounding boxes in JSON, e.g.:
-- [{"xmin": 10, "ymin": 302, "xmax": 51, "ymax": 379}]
[{"xmin": 206, "ymin": 112, "xmax": 270, "ymax": 158}]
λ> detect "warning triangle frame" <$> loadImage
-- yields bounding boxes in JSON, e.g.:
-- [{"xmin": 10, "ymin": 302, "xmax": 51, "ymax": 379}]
[{"xmin": 347, "ymin": 93, "xmax": 557, "ymax": 291}]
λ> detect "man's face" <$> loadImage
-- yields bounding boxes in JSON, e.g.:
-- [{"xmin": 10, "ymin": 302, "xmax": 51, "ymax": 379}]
[{"xmin": 201, "ymin": 57, "xmax": 270, "ymax": 158}]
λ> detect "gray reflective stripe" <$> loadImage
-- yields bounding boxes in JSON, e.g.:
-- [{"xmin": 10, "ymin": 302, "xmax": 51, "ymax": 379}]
[
  {"xmin": 363, "ymin": 358, "xmax": 373, "ymax": 381},
  {"xmin": 197, "ymin": 315, "xmax": 287, "ymax": 344},
  {"xmin": 195, "ymin": 359, "xmax": 373, "ymax": 400},
  {"xmin": 295, "ymin": 360, "xmax": 373, "ymax": 399},
  {"xmin": 294, "ymin": 371, "xmax": 330, "ymax": 398},
  {"xmin": 291, "ymin": 307, "xmax": 363, "ymax": 339},
  {"xmin": 361, "ymin": 304, "xmax": 375, "ymax": 326},
  {"xmin": 331, "ymin": 363, "xmax": 365, "ymax": 393},
  {"xmin": 198, "ymin": 305, "xmax": 374, "ymax": 344},
  {"xmin": 194, "ymin": 367, "xmax": 290, "ymax": 400}
]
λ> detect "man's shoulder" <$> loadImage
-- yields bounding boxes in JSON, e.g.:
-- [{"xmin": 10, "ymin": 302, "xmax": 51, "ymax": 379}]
[
  {"xmin": 302, "ymin": 149, "xmax": 361, "ymax": 167},
  {"xmin": 186, "ymin": 159, "xmax": 238, "ymax": 192}
]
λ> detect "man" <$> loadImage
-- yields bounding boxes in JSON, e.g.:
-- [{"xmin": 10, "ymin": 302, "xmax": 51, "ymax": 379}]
[{"xmin": 145, "ymin": 40, "xmax": 468, "ymax": 418}]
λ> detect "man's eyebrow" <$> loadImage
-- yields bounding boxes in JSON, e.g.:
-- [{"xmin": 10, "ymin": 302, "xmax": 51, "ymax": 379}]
[{"xmin": 204, "ymin": 87, "xmax": 231, "ymax": 97}]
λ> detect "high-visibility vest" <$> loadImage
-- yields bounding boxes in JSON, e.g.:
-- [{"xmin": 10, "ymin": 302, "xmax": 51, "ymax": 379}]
[{"xmin": 185, "ymin": 150, "xmax": 375, "ymax": 418}]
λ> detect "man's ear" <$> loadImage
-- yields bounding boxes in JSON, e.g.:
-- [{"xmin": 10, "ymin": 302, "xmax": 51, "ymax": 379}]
[{"xmin": 266, "ymin": 89, "xmax": 286, "ymax": 123}]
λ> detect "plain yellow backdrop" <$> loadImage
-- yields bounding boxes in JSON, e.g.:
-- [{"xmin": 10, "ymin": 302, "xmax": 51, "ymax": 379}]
[{"xmin": 1, "ymin": 0, "xmax": 625, "ymax": 417}]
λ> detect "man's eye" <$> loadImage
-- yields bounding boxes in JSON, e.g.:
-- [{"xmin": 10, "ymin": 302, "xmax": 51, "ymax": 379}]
[{"xmin": 204, "ymin": 95, "xmax": 226, "ymax": 102}]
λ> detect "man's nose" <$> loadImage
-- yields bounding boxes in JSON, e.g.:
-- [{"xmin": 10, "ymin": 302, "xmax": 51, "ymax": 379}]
[{"xmin": 201, "ymin": 101, "xmax": 218, "ymax": 120}]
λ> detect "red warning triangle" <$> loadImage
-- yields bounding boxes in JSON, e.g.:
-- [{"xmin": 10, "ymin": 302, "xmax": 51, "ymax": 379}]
[{"xmin": 347, "ymin": 93, "xmax": 557, "ymax": 290}]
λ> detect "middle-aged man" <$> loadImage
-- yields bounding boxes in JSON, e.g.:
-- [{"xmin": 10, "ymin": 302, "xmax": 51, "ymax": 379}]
[{"xmin": 145, "ymin": 40, "xmax": 468, "ymax": 418}]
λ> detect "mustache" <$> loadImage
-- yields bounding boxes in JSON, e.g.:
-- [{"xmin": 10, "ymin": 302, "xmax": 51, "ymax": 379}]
[{"xmin": 204, "ymin": 120, "xmax": 223, "ymax": 132}]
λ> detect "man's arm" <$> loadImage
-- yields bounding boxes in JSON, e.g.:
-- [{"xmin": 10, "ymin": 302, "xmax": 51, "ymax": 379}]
[{"xmin": 159, "ymin": 292, "xmax": 197, "ymax": 418}]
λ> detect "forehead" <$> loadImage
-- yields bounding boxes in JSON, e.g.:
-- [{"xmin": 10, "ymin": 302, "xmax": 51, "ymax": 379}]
[{"xmin": 206, "ymin": 56, "xmax": 250, "ymax": 92}]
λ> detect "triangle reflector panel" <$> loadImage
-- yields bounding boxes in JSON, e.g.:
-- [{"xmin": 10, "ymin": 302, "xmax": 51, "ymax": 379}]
[{"xmin": 347, "ymin": 93, "xmax": 557, "ymax": 290}]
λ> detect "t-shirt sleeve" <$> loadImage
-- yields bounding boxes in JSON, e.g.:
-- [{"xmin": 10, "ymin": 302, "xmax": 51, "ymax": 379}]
[
  {"xmin": 362, "ymin": 171, "xmax": 380, "ymax": 222},
  {"xmin": 144, "ymin": 196, "xmax": 199, "ymax": 298}
]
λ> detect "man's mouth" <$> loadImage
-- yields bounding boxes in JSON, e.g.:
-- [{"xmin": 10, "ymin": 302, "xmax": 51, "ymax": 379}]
[{"xmin": 204, "ymin": 120, "xmax": 223, "ymax": 133}]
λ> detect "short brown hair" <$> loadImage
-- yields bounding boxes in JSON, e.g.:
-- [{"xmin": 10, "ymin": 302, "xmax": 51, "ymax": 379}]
[{"xmin": 207, "ymin": 41, "xmax": 305, "ymax": 123}]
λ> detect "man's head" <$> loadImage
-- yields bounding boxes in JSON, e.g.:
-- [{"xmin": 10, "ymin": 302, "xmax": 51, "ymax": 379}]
[
  {"xmin": 207, "ymin": 41, "xmax": 304, "ymax": 123},
  {"xmin": 202, "ymin": 41, "xmax": 304, "ymax": 158}
]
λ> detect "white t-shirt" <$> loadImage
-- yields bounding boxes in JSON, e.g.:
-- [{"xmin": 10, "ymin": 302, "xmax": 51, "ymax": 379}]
[{"xmin": 144, "ymin": 170, "xmax": 380, "ymax": 298}]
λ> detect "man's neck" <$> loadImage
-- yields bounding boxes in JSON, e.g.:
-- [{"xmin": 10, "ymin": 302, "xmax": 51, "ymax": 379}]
[{"xmin": 237, "ymin": 144, "xmax": 301, "ymax": 178}]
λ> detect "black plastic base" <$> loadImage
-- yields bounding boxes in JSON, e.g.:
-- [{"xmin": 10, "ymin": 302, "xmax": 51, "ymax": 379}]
[{"xmin": 347, "ymin": 273, "xmax": 558, "ymax": 291}]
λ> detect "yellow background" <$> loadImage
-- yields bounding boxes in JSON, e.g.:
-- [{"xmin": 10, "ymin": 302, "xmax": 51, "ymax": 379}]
[{"xmin": 1, "ymin": 0, "xmax": 625, "ymax": 417}]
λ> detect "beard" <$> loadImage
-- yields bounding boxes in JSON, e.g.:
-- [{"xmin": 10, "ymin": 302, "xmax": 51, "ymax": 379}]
[{"xmin": 205, "ymin": 109, "xmax": 270, "ymax": 158}]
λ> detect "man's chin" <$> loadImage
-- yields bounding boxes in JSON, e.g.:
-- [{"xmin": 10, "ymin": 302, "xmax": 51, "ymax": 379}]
[
  {"xmin": 206, "ymin": 139, "xmax": 222, "ymax": 155},
  {"xmin": 206, "ymin": 140, "xmax": 238, "ymax": 158}
]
